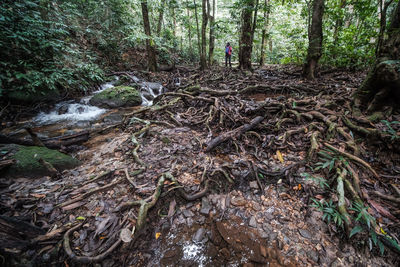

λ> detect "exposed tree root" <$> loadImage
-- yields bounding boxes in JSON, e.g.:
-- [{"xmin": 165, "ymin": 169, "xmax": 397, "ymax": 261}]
[
  {"xmin": 324, "ymin": 143, "xmax": 380, "ymax": 179},
  {"xmin": 63, "ymin": 224, "xmax": 122, "ymax": 264},
  {"xmin": 205, "ymin": 116, "xmax": 264, "ymax": 152}
]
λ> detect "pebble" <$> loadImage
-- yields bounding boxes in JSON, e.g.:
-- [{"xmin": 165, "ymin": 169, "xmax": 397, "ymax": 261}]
[
  {"xmin": 307, "ymin": 250, "xmax": 319, "ymax": 263},
  {"xmin": 182, "ymin": 209, "xmax": 194, "ymax": 218},
  {"xmin": 249, "ymin": 216, "xmax": 257, "ymax": 228},
  {"xmin": 252, "ymin": 202, "xmax": 261, "ymax": 211},
  {"xmin": 192, "ymin": 228, "xmax": 206, "ymax": 243},
  {"xmin": 298, "ymin": 229, "xmax": 312, "ymax": 239},
  {"xmin": 249, "ymin": 181, "xmax": 259, "ymax": 189},
  {"xmin": 200, "ymin": 197, "xmax": 211, "ymax": 215},
  {"xmin": 230, "ymin": 196, "xmax": 247, "ymax": 207}
]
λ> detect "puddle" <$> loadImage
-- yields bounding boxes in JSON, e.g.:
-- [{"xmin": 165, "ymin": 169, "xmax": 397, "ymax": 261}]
[{"xmin": 153, "ymin": 215, "xmax": 296, "ymax": 267}]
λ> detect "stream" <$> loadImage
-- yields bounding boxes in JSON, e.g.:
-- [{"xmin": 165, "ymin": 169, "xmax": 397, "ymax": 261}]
[{"xmin": 1, "ymin": 76, "xmax": 164, "ymax": 140}]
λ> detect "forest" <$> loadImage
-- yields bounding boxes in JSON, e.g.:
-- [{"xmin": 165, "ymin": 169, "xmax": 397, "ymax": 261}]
[{"xmin": 0, "ymin": 0, "xmax": 400, "ymax": 266}]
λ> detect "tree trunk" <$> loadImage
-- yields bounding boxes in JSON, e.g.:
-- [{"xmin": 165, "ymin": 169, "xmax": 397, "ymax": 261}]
[
  {"xmin": 376, "ymin": 0, "xmax": 395, "ymax": 56},
  {"xmin": 194, "ymin": 0, "xmax": 202, "ymax": 61},
  {"xmin": 353, "ymin": 1, "xmax": 400, "ymax": 113},
  {"xmin": 171, "ymin": 5, "xmax": 177, "ymax": 38},
  {"xmin": 157, "ymin": 0, "xmax": 166, "ymax": 36},
  {"xmin": 239, "ymin": 0, "xmax": 255, "ymax": 70},
  {"xmin": 200, "ymin": 0, "xmax": 208, "ymax": 70},
  {"xmin": 141, "ymin": 0, "xmax": 157, "ymax": 71},
  {"xmin": 302, "ymin": 0, "xmax": 324, "ymax": 80},
  {"xmin": 208, "ymin": 0, "xmax": 216, "ymax": 65},
  {"xmin": 187, "ymin": 8, "xmax": 193, "ymax": 55},
  {"xmin": 259, "ymin": 0, "xmax": 270, "ymax": 66},
  {"xmin": 250, "ymin": 0, "xmax": 259, "ymax": 46}
]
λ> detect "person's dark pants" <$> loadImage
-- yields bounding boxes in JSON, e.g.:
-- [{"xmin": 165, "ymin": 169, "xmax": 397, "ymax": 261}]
[{"xmin": 225, "ymin": 53, "xmax": 231, "ymax": 67}]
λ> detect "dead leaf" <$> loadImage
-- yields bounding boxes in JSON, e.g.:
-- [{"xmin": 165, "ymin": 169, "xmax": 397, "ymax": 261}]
[
  {"xmin": 276, "ymin": 150, "xmax": 284, "ymax": 163},
  {"xmin": 120, "ymin": 228, "xmax": 132, "ymax": 243},
  {"xmin": 62, "ymin": 201, "xmax": 85, "ymax": 211},
  {"xmin": 31, "ymin": 193, "xmax": 46, "ymax": 198},
  {"xmin": 368, "ymin": 199, "xmax": 398, "ymax": 221},
  {"xmin": 168, "ymin": 199, "xmax": 176, "ymax": 217},
  {"xmin": 155, "ymin": 232, "xmax": 161, "ymax": 240}
]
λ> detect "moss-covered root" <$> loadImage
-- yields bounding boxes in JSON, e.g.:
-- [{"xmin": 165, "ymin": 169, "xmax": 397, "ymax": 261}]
[{"xmin": 336, "ymin": 168, "xmax": 352, "ymax": 236}]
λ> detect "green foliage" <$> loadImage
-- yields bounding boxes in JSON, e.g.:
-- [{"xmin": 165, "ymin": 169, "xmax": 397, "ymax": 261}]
[
  {"xmin": 381, "ymin": 120, "xmax": 400, "ymax": 140},
  {"xmin": 301, "ymin": 172, "xmax": 329, "ymax": 189},
  {"xmin": 312, "ymin": 198, "xmax": 345, "ymax": 228},
  {"xmin": 315, "ymin": 149, "xmax": 348, "ymax": 173}
]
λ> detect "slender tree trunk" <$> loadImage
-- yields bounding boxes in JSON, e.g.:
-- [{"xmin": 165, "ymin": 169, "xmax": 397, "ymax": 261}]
[
  {"xmin": 333, "ymin": 0, "xmax": 346, "ymax": 46},
  {"xmin": 157, "ymin": 0, "xmax": 166, "ymax": 35},
  {"xmin": 187, "ymin": 8, "xmax": 193, "ymax": 55},
  {"xmin": 239, "ymin": 0, "xmax": 255, "ymax": 70},
  {"xmin": 376, "ymin": 0, "xmax": 395, "ymax": 56},
  {"xmin": 208, "ymin": 0, "xmax": 215, "ymax": 65},
  {"xmin": 171, "ymin": 5, "xmax": 177, "ymax": 38},
  {"xmin": 194, "ymin": 0, "xmax": 202, "ymax": 60},
  {"xmin": 250, "ymin": 0, "xmax": 259, "ymax": 46},
  {"xmin": 259, "ymin": 0, "xmax": 270, "ymax": 66},
  {"xmin": 302, "ymin": 0, "xmax": 324, "ymax": 80},
  {"xmin": 354, "ymin": 1, "xmax": 400, "ymax": 113},
  {"xmin": 200, "ymin": 0, "xmax": 208, "ymax": 70},
  {"xmin": 141, "ymin": 0, "xmax": 157, "ymax": 71}
]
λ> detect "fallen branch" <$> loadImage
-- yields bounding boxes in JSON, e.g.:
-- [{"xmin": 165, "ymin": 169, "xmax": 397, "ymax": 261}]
[{"xmin": 205, "ymin": 116, "xmax": 264, "ymax": 152}]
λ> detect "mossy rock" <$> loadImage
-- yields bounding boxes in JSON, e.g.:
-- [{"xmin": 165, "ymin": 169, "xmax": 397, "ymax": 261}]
[
  {"xmin": 0, "ymin": 144, "xmax": 80, "ymax": 178},
  {"xmin": 89, "ymin": 85, "xmax": 141, "ymax": 108}
]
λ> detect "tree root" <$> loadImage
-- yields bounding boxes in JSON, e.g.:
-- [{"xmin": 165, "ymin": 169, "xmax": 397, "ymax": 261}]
[
  {"xmin": 63, "ymin": 224, "xmax": 122, "ymax": 264},
  {"xmin": 324, "ymin": 143, "xmax": 380, "ymax": 179},
  {"xmin": 164, "ymin": 172, "xmax": 210, "ymax": 201},
  {"xmin": 82, "ymin": 170, "xmax": 114, "ymax": 186},
  {"xmin": 59, "ymin": 178, "xmax": 122, "ymax": 208},
  {"xmin": 336, "ymin": 168, "xmax": 352, "ymax": 235},
  {"xmin": 205, "ymin": 116, "xmax": 264, "ymax": 152},
  {"xmin": 371, "ymin": 191, "xmax": 400, "ymax": 204}
]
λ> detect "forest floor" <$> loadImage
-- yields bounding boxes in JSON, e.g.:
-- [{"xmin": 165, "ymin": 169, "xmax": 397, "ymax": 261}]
[{"xmin": 1, "ymin": 65, "xmax": 400, "ymax": 266}]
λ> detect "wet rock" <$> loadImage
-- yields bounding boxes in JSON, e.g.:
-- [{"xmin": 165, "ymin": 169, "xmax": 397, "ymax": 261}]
[
  {"xmin": 249, "ymin": 181, "xmax": 259, "ymax": 189},
  {"xmin": 298, "ymin": 229, "xmax": 312, "ymax": 239},
  {"xmin": 103, "ymin": 113, "xmax": 123, "ymax": 124},
  {"xmin": 89, "ymin": 85, "xmax": 141, "ymax": 108},
  {"xmin": 249, "ymin": 216, "xmax": 257, "ymax": 228},
  {"xmin": 230, "ymin": 196, "xmax": 247, "ymax": 207},
  {"xmin": 58, "ymin": 104, "xmax": 69, "ymax": 115},
  {"xmin": 200, "ymin": 197, "xmax": 211, "ymax": 215},
  {"xmin": 192, "ymin": 228, "xmax": 206, "ymax": 243}
]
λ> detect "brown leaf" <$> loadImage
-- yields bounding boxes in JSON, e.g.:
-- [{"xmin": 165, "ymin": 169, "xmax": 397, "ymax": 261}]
[
  {"xmin": 368, "ymin": 199, "xmax": 398, "ymax": 221},
  {"xmin": 62, "ymin": 201, "xmax": 85, "ymax": 211},
  {"xmin": 168, "ymin": 199, "xmax": 176, "ymax": 217}
]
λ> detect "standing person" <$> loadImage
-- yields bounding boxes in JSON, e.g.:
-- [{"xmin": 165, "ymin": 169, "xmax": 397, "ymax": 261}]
[{"xmin": 225, "ymin": 42, "xmax": 232, "ymax": 67}]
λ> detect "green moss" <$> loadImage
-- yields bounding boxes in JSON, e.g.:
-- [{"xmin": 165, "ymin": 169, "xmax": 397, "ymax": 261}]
[
  {"xmin": 89, "ymin": 85, "xmax": 141, "ymax": 108},
  {"xmin": 3, "ymin": 145, "xmax": 80, "ymax": 177},
  {"xmin": 368, "ymin": 111, "xmax": 384, "ymax": 122}
]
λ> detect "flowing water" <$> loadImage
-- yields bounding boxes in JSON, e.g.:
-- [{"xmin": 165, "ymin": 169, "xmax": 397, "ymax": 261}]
[{"xmin": 1, "ymin": 76, "xmax": 164, "ymax": 139}]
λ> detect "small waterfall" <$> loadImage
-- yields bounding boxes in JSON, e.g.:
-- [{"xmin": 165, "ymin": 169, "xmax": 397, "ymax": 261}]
[
  {"xmin": 140, "ymin": 82, "xmax": 164, "ymax": 106},
  {"xmin": 34, "ymin": 101, "xmax": 106, "ymax": 125}
]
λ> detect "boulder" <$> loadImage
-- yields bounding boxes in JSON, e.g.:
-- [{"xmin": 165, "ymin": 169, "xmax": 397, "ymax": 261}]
[
  {"xmin": 0, "ymin": 144, "xmax": 80, "ymax": 177},
  {"xmin": 89, "ymin": 85, "xmax": 141, "ymax": 108}
]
